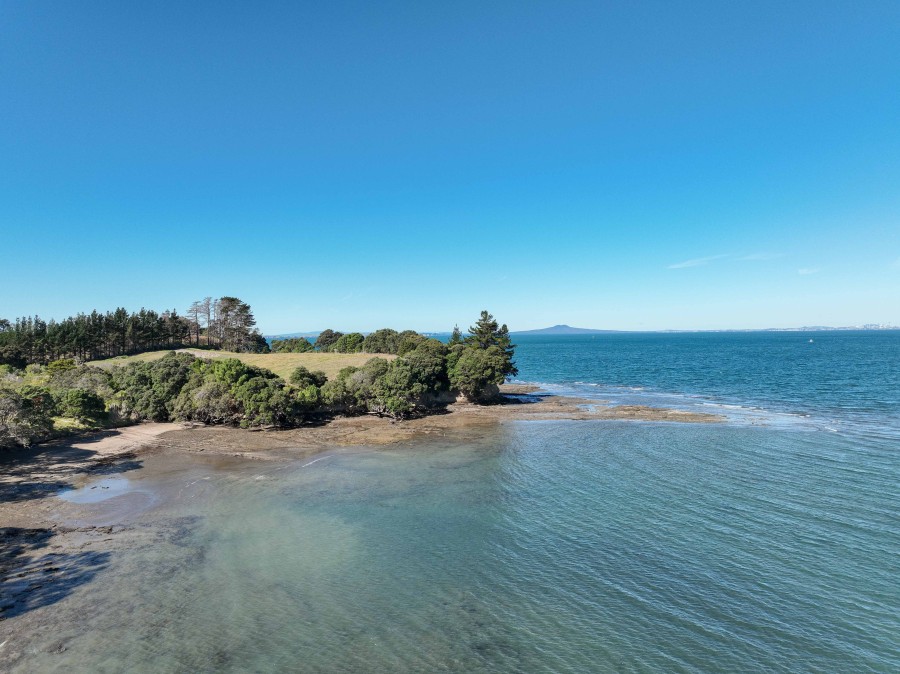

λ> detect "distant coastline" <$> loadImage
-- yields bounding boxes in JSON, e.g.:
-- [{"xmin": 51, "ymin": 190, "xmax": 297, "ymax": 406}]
[
  {"xmin": 512, "ymin": 324, "xmax": 899, "ymax": 335},
  {"xmin": 268, "ymin": 325, "xmax": 899, "ymax": 340}
]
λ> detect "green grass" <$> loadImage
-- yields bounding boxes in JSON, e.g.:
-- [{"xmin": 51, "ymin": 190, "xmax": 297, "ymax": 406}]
[{"xmin": 90, "ymin": 349, "xmax": 395, "ymax": 381}]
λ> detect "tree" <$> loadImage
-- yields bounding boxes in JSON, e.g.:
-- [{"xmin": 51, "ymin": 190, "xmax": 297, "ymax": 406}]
[
  {"xmin": 396, "ymin": 330, "xmax": 426, "ymax": 355},
  {"xmin": 214, "ymin": 297, "xmax": 262, "ymax": 352},
  {"xmin": 363, "ymin": 329, "xmax": 400, "ymax": 354},
  {"xmin": 466, "ymin": 310, "xmax": 517, "ymax": 378},
  {"xmin": 370, "ymin": 360, "xmax": 421, "ymax": 418},
  {"xmin": 289, "ymin": 366, "xmax": 327, "ymax": 388},
  {"xmin": 315, "ymin": 329, "xmax": 343, "ymax": 351},
  {"xmin": 0, "ymin": 388, "xmax": 54, "ymax": 448},
  {"xmin": 58, "ymin": 388, "xmax": 106, "ymax": 424},
  {"xmin": 187, "ymin": 301, "xmax": 203, "ymax": 346},
  {"xmin": 200, "ymin": 297, "xmax": 213, "ymax": 346},
  {"xmin": 46, "ymin": 358, "xmax": 77, "ymax": 376},
  {"xmin": 331, "ymin": 332, "xmax": 365, "ymax": 353},
  {"xmin": 271, "ymin": 337, "xmax": 314, "ymax": 353},
  {"xmin": 402, "ymin": 339, "xmax": 450, "ymax": 397},
  {"xmin": 449, "ymin": 346, "xmax": 508, "ymax": 402}
]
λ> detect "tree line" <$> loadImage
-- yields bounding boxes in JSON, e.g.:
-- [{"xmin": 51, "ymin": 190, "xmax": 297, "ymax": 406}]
[
  {"xmin": 1, "ymin": 311, "xmax": 517, "ymax": 448},
  {"xmin": 271, "ymin": 328, "xmax": 445, "ymax": 355},
  {"xmin": 0, "ymin": 296, "xmax": 268, "ymax": 367}
]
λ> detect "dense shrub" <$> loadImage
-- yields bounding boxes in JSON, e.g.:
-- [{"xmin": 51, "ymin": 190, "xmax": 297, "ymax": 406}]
[
  {"xmin": 289, "ymin": 366, "xmax": 328, "ymax": 388},
  {"xmin": 449, "ymin": 346, "xmax": 507, "ymax": 402},
  {"xmin": 57, "ymin": 388, "xmax": 107, "ymax": 424},
  {"xmin": 362, "ymin": 329, "xmax": 400, "ymax": 354},
  {"xmin": 330, "ymin": 332, "xmax": 365, "ymax": 353},
  {"xmin": 271, "ymin": 337, "xmax": 314, "ymax": 353},
  {"xmin": 314, "ymin": 329, "xmax": 343, "ymax": 351},
  {"xmin": 110, "ymin": 352, "xmax": 194, "ymax": 421},
  {"xmin": 0, "ymin": 388, "xmax": 54, "ymax": 447}
]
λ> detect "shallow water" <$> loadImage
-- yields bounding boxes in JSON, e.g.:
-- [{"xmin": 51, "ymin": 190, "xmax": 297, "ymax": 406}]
[
  {"xmin": 8, "ymin": 331, "xmax": 900, "ymax": 672},
  {"xmin": 12, "ymin": 418, "xmax": 899, "ymax": 673},
  {"xmin": 58, "ymin": 477, "xmax": 134, "ymax": 504}
]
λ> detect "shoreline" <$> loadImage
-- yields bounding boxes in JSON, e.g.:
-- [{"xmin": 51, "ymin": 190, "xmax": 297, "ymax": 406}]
[
  {"xmin": 0, "ymin": 386, "xmax": 721, "ymax": 651},
  {"xmin": 1, "ymin": 386, "xmax": 722, "ymax": 526}
]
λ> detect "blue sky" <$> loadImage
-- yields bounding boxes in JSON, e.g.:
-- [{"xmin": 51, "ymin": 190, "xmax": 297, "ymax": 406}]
[{"xmin": 1, "ymin": 1, "xmax": 898, "ymax": 332}]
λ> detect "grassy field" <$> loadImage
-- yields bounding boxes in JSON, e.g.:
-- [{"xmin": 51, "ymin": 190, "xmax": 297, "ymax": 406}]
[{"xmin": 90, "ymin": 349, "xmax": 395, "ymax": 381}]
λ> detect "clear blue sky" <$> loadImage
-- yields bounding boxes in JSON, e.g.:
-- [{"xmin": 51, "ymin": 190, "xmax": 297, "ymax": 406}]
[{"xmin": 1, "ymin": 1, "xmax": 898, "ymax": 332}]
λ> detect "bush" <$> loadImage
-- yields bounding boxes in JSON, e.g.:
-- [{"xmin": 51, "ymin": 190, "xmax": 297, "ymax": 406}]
[
  {"xmin": 47, "ymin": 358, "xmax": 77, "ymax": 375},
  {"xmin": 231, "ymin": 376, "xmax": 296, "ymax": 427},
  {"xmin": 314, "ymin": 329, "xmax": 343, "ymax": 351},
  {"xmin": 0, "ymin": 388, "xmax": 54, "ymax": 448},
  {"xmin": 57, "ymin": 388, "xmax": 107, "ymax": 424},
  {"xmin": 110, "ymin": 352, "xmax": 194, "ymax": 421},
  {"xmin": 271, "ymin": 337, "xmax": 314, "ymax": 353},
  {"xmin": 449, "ymin": 345, "xmax": 507, "ymax": 402},
  {"xmin": 362, "ymin": 329, "xmax": 400, "ymax": 354},
  {"xmin": 289, "ymin": 366, "xmax": 327, "ymax": 388},
  {"xmin": 396, "ymin": 330, "xmax": 426, "ymax": 356},
  {"xmin": 330, "ymin": 332, "xmax": 365, "ymax": 353}
]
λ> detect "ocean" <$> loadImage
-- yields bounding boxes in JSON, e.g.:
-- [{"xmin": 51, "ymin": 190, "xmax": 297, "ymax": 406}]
[{"xmin": 11, "ymin": 332, "xmax": 900, "ymax": 672}]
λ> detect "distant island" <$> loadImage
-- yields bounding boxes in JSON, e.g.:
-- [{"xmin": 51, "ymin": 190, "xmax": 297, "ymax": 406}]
[{"xmin": 511, "ymin": 324, "xmax": 621, "ymax": 335}]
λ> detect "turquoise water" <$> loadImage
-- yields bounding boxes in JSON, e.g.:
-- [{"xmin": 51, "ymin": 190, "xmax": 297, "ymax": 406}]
[{"xmin": 12, "ymin": 332, "xmax": 900, "ymax": 672}]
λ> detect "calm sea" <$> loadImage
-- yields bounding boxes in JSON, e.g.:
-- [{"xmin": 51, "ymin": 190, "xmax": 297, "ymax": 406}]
[{"xmin": 13, "ymin": 332, "xmax": 900, "ymax": 672}]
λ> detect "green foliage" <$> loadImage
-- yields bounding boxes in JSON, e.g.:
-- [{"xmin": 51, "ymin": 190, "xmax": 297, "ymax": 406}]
[
  {"xmin": 370, "ymin": 360, "xmax": 422, "ymax": 417},
  {"xmin": 402, "ymin": 339, "xmax": 450, "ymax": 395},
  {"xmin": 57, "ymin": 388, "xmax": 107, "ymax": 424},
  {"xmin": 346, "ymin": 358, "xmax": 391, "ymax": 410},
  {"xmin": 449, "ymin": 345, "xmax": 508, "ymax": 402},
  {"xmin": 170, "ymin": 357, "xmax": 310, "ymax": 428},
  {"xmin": 448, "ymin": 325, "xmax": 463, "ymax": 346},
  {"xmin": 314, "ymin": 329, "xmax": 343, "ymax": 351},
  {"xmin": 0, "ymin": 341, "xmax": 26, "ymax": 369},
  {"xmin": 204, "ymin": 358, "xmax": 280, "ymax": 388},
  {"xmin": 214, "ymin": 297, "xmax": 267, "ymax": 352},
  {"xmin": 271, "ymin": 337, "xmax": 314, "ymax": 353},
  {"xmin": 248, "ymin": 332, "xmax": 272, "ymax": 354},
  {"xmin": 289, "ymin": 366, "xmax": 328, "ymax": 388},
  {"xmin": 171, "ymin": 378, "xmax": 236, "ymax": 425},
  {"xmin": 396, "ymin": 330, "xmax": 427, "ymax": 356},
  {"xmin": 320, "ymin": 375, "xmax": 354, "ymax": 411},
  {"xmin": 18, "ymin": 385, "xmax": 58, "ymax": 417},
  {"xmin": 293, "ymin": 384, "xmax": 321, "ymax": 408},
  {"xmin": 0, "ymin": 388, "xmax": 54, "ymax": 448},
  {"xmin": 111, "ymin": 352, "xmax": 195, "ymax": 421},
  {"xmin": 230, "ymin": 376, "xmax": 296, "ymax": 427},
  {"xmin": 363, "ymin": 329, "xmax": 400, "ymax": 354},
  {"xmin": 48, "ymin": 364, "xmax": 114, "ymax": 399},
  {"xmin": 465, "ymin": 310, "xmax": 518, "ymax": 378},
  {"xmin": 330, "ymin": 332, "xmax": 365, "ymax": 353},
  {"xmin": 47, "ymin": 358, "xmax": 77, "ymax": 375},
  {"xmin": 1, "ymin": 309, "xmax": 519, "ymax": 439}
]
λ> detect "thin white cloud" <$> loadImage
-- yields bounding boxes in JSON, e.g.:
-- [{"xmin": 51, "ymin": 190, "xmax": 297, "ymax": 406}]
[
  {"xmin": 740, "ymin": 252, "xmax": 785, "ymax": 261},
  {"xmin": 667, "ymin": 254, "xmax": 729, "ymax": 269},
  {"xmin": 798, "ymin": 268, "xmax": 820, "ymax": 275}
]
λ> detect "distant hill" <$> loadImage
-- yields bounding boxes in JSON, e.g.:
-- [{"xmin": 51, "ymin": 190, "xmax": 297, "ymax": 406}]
[
  {"xmin": 511, "ymin": 324, "xmax": 620, "ymax": 335},
  {"xmin": 264, "ymin": 331, "xmax": 320, "ymax": 340}
]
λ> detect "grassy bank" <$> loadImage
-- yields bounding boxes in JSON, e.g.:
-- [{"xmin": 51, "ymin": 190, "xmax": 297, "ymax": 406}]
[{"xmin": 90, "ymin": 349, "xmax": 396, "ymax": 380}]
